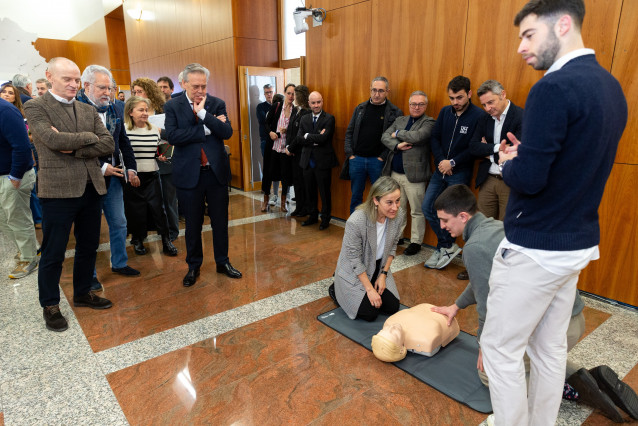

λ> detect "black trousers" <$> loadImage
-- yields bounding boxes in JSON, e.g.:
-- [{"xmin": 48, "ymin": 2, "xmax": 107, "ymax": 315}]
[
  {"xmin": 303, "ymin": 166, "xmax": 332, "ymax": 220},
  {"xmin": 38, "ymin": 184, "xmax": 103, "ymax": 307},
  {"xmin": 177, "ymin": 168, "xmax": 229, "ymax": 268},
  {"xmin": 123, "ymin": 171, "xmax": 170, "ymax": 240},
  {"xmin": 356, "ymin": 259, "xmax": 400, "ymax": 322}
]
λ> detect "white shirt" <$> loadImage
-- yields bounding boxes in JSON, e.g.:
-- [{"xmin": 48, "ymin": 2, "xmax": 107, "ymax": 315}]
[
  {"xmin": 48, "ymin": 90, "xmax": 74, "ymax": 104},
  {"xmin": 489, "ymin": 101, "xmax": 511, "ymax": 175},
  {"xmin": 546, "ymin": 48, "xmax": 596, "ymax": 75},
  {"xmin": 376, "ymin": 219, "xmax": 387, "ymax": 260},
  {"xmin": 304, "ymin": 112, "xmax": 322, "ymax": 143},
  {"xmin": 185, "ymin": 93, "xmax": 211, "ymax": 136}
]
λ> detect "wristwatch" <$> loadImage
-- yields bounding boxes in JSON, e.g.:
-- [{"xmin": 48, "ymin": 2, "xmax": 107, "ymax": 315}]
[
  {"xmin": 449, "ymin": 159, "xmax": 456, "ymax": 168},
  {"xmin": 498, "ymin": 160, "xmax": 509, "ymax": 173},
  {"xmin": 380, "ymin": 270, "xmax": 388, "ymax": 276}
]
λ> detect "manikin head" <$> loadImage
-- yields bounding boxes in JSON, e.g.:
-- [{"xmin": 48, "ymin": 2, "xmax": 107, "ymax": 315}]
[
  {"xmin": 372, "ymin": 323, "xmax": 407, "ymax": 362},
  {"xmin": 477, "ymin": 80, "xmax": 509, "ymax": 119},
  {"xmin": 434, "ymin": 185, "xmax": 478, "ymax": 238}
]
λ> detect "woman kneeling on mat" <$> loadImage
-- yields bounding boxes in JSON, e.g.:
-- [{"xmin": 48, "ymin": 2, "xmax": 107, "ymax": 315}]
[{"xmin": 334, "ymin": 176, "xmax": 405, "ymax": 321}]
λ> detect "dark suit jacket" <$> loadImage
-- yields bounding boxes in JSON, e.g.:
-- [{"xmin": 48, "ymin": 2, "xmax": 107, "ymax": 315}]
[
  {"xmin": 287, "ymin": 107, "xmax": 311, "ymax": 156},
  {"xmin": 164, "ymin": 93, "xmax": 233, "ymax": 189},
  {"xmin": 469, "ymin": 101, "xmax": 524, "ymax": 188},
  {"xmin": 98, "ymin": 103, "xmax": 137, "ymax": 181},
  {"xmin": 256, "ymin": 101, "xmax": 271, "ymax": 141},
  {"xmin": 297, "ymin": 110, "xmax": 338, "ymax": 170},
  {"xmin": 23, "ymin": 91, "xmax": 114, "ymax": 198}
]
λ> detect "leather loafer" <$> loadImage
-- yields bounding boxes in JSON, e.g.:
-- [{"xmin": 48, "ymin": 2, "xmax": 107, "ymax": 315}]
[
  {"xmin": 162, "ymin": 236, "xmax": 178, "ymax": 256},
  {"xmin": 73, "ymin": 291, "xmax": 113, "ymax": 309},
  {"xmin": 133, "ymin": 239, "xmax": 147, "ymax": 255},
  {"xmin": 302, "ymin": 217, "xmax": 318, "ymax": 226},
  {"xmin": 112, "ymin": 265, "xmax": 141, "ymax": 276},
  {"xmin": 183, "ymin": 268, "xmax": 200, "ymax": 287},
  {"xmin": 216, "ymin": 263, "xmax": 242, "ymax": 279}
]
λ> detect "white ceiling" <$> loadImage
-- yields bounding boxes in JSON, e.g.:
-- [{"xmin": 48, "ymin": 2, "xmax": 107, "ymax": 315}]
[{"xmin": 0, "ymin": 0, "xmax": 122, "ymax": 40}]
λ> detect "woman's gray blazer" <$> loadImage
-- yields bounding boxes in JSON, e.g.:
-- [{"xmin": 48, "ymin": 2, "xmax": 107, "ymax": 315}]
[{"xmin": 334, "ymin": 209, "xmax": 406, "ymax": 319}]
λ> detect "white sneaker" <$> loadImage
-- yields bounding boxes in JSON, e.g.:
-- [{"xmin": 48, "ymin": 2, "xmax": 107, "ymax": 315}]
[
  {"xmin": 9, "ymin": 259, "xmax": 39, "ymax": 279},
  {"xmin": 269, "ymin": 194, "xmax": 278, "ymax": 206},
  {"xmin": 486, "ymin": 414, "xmax": 495, "ymax": 426},
  {"xmin": 435, "ymin": 243, "xmax": 462, "ymax": 269},
  {"xmin": 424, "ymin": 249, "xmax": 441, "ymax": 269}
]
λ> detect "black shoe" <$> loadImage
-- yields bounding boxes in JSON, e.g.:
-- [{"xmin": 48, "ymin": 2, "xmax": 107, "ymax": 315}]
[
  {"xmin": 216, "ymin": 263, "xmax": 242, "ymax": 279},
  {"xmin": 73, "ymin": 291, "xmax": 113, "ymax": 309},
  {"xmin": 398, "ymin": 238, "xmax": 407, "ymax": 246},
  {"xmin": 568, "ymin": 368, "xmax": 625, "ymax": 422},
  {"xmin": 290, "ymin": 209, "xmax": 304, "ymax": 217},
  {"xmin": 43, "ymin": 305, "xmax": 68, "ymax": 332},
  {"xmin": 404, "ymin": 243, "xmax": 421, "ymax": 256},
  {"xmin": 590, "ymin": 365, "xmax": 638, "ymax": 420},
  {"xmin": 133, "ymin": 239, "xmax": 147, "ymax": 255},
  {"xmin": 319, "ymin": 219, "xmax": 330, "ymax": 230},
  {"xmin": 90, "ymin": 276, "xmax": 103, "ymax": 292},
  {"xmin": 328, "ymin": 283, "xmax": 339, "ymax": 307},
  {"xmin": 302, "ymin": 217, "xmax": 318, "ymax": 226},
  {"xmin": 162, "ymin": 236, "xmax": 178, "ymax": 256},
  {"xmin": 183, "ymin": 268, "xmax": 200, "ymax": 287},
  {"xmin": 112, "ymin": 265, "xmax": 141, "ymax": 276},
  {"xmin": 457, "ymin": 269, "xmax": 469, "ymax": 280}
]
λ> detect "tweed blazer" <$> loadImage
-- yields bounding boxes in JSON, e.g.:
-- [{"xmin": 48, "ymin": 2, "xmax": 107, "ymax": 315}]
[
  {"xmin": 381, "ymin": 114, "xmax": 436, "ymax": 183},
  {"xmin": 24, "ymin": 91, "xmax": 114, "ymax": 198},
  {"xmin": 334, "ymin": 208, "xmax": 406, "ymax": 319}
]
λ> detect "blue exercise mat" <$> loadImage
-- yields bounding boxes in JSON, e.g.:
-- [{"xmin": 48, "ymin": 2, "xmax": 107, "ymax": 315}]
[{"xmin": 317, "ymin": 305, "xmax": 492, "ymax": 414}]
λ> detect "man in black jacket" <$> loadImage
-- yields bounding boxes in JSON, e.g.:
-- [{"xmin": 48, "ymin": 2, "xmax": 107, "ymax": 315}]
[
  {"xmin": 344, "ymin": 76, "xmax": 402, "ymax": 214},
  {"xmin": 469, "ymin": 80, "xmax": 523, "ymax": 221}
]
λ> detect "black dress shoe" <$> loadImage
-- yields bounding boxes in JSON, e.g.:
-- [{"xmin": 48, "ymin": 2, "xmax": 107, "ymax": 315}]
[
  {"xmin": 290, "ymin": 209, "xmax": 303, "ymax": 217},
  {"xmin": 162, "ymin": 236, "xmax": 178, "ymax": 256},
  {"xmin": 302, "ymin": 217, "xmax": 318, "ymax": 226},
  {"xmin": 404, "ymin": 243, "xmax": 422, "ymax": 256},
  {"xmin": 43, "ymin": 305, "xmax": 68, "ymax": 332},
  {"xmin": 73, "ymin": 291, "xmax": 113, "ymax": 309},
  {"xmin": 112, "ymin": 265, "xmax": 141, "ymax": 276},
  {"xmin": 457, "ymin": 269, "xmax": 469, "ymax": 280},
  {"xmin": 319, "ymin": 220, "xmax": 330, "ymax": 230},
  {"xmin": 183, "ymin": 268, "xmax": 200, "ymax": 287},
  {"xmin": 216, "ymin": 263, "xmax": 242, "ymax": 279},
  {"xmin": 568, "ymin": 368, "xmax": 625, "ymax": 422},
  {"xmin": 590, "ymin": 365, "xmax": 638, "ymax": 420},
  {"xmin": 133, "ymin": 239, "xmax": 147, "ymax": 255}
]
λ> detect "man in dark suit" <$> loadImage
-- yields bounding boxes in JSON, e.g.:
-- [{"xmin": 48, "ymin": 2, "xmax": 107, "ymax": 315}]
[
  {"xmin": 297, "ymin": 91, "xmax": 338, "ymax": 230},
  {"xmin": 469, "ymin": 80, "xmax": 523, "ymax": 221},
  {"xmin": 24, "ymin": 57, "xmax": 115, "ymax": 332},
  {"xmin": 164, "ymin": 63, "xmax": 241, "ymax": 286}
]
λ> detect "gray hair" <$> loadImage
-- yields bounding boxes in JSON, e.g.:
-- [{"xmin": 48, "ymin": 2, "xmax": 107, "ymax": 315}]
[
  {"xmin": 183, "ymin": 63, "xmax": 209, "ymax": 83},
  {"xmin": 35, "ymin": 78, "xmax": 51, "ymax": 88},
  {"xmin": 371, "ymin": 76, "xmax": 389, "ymax": 90},
  {"xmin": 12, "ymin": 74, "xmax": 31, "ymax": 89},
  {"xmin": 178, "ymin": 71, "xmax": 184, "ymax": 84},
  {"xmin": 81, "ymin": 65, "xmax": 113, "ymax": 85},
  {"xmin": 477, "ymin": 80, "xmax": 505, "ymax": 97},
  {"xmin": 409, "ymin": 90, "xmax": 428, "ymax": 103},
  {"xmin": 356, "ymin": 176, "xmax": 401, "ymax": 222}
]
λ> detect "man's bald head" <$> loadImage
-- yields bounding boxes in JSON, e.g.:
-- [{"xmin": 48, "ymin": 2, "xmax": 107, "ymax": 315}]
[
  {"xmin": 46, "ymin": 57, "xmax": 81, "ymax": 101},
  {"xmin": 309, "ymin": 91, "xmax": 323, "ymax": 114}
]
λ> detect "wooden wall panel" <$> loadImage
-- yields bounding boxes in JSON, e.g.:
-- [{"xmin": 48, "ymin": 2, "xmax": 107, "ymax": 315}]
[
  {"xmin": 105, "ymin": 13, "xmax": 131, "ymax": 86},
  {"xmin": 69, "ymin": 18, "xmax": 110, "ymax": 74},
  {"xmin": 306, "ymin": 1, "xmax": 372, "ymax": 220},
  {"xmin": 201, "ymin": 0, "xmax": 233, "ymax": 43},
  {"xmin": 233, "ymin": 0, "xmax": 278, "ymax": 40},
  {"xmin": 33, "ymin": 39, "xmax": 74, "ymax": 63},
  {"xmin": 235, "ymin": 39, "xmax": 279, "ymax": 67},
  {"xmin": 579, "ymin": 164, "xmax": 638, "ymax": 306},
  {"xmin": 610, "ymin": 0, "xmax": 638, "ymax": 165}
]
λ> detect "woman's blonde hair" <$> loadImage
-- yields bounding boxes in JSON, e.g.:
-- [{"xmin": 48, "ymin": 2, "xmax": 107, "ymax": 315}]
[
  {"xmin": 355, "ymin": 175, "xmax": 401, "ymax": 222},
  {"xmin": 124, "ymin": 96, "xmax": 151, "ymax": 130},
  {"xmin": 131, "ymin": 77, "xmax": 165, "ymax": 114}
]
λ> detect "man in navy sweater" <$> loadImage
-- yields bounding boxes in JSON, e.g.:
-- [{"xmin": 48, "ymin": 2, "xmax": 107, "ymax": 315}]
[
  {"xmin": 421, "ymin": 76, "xmax": 485, "ymax": 270},
  {"xmin": 480, "ymin": 1, "xmax": 628, "ymax": 424}
]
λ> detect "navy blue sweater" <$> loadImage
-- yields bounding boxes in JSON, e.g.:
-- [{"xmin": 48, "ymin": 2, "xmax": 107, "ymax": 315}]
[
  {"xmin": 0, "ymin": 98, "xmax": 34, "ymax": 179},
  {"xmin": 503, "ymin": 54, "xmax": 627, "ymax": 250},
  {"xmin": 430, "ymin": 102, "xmax": 486, "ymax": 172}
]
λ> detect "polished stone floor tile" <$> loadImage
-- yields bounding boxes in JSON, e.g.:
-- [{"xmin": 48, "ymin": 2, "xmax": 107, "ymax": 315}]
[{"xmin": 310, "ymin": 393, "xmax": 405, "ymax": 426}]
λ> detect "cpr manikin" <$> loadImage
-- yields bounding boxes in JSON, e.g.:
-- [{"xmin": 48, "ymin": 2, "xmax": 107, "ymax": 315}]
[{"xmin": 371, "ymin": 304, "xmax": 460, "ymax": 362}]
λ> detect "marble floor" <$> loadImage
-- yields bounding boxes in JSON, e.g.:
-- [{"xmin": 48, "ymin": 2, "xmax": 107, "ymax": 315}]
[{"xmin": 1, "ymin": 190, "xmax": 637, "ymax": 425}]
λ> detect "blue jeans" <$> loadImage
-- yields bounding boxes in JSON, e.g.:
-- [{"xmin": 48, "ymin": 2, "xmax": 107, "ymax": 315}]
[
  {"xmin": 30, "ymin": 169, "xmax": 42, "ymax": 224},
  {"xmin": 422, "ymin": 169, "xmax": 472, "ymax": 249},
  {"xmin": 349, "ymin": 156, "xmax": 384, "ymax": 213},
  {"xmin": 101, "ymin": 177, "xmax": 128, "ymax": 269}
]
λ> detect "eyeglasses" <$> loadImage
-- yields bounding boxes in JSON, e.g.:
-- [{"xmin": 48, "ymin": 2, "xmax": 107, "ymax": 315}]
[
  {"xmin": 371, "ymin": 88, "xmax": 386, "ymax": 94},
  {"xmin": 409, "ymin": 103, "xmax": 426, "ymax": 108}
]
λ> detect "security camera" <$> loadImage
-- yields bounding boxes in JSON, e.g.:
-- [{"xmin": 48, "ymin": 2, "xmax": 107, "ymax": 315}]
[{"xmin": 293, "ymin": 7, "xmax": 327, "ymax": 34}]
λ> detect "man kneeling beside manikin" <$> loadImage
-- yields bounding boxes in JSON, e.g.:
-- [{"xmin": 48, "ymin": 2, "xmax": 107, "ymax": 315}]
[{"xmin": 372, "ymin": 303, "xmax": 460, "ymax": 361}]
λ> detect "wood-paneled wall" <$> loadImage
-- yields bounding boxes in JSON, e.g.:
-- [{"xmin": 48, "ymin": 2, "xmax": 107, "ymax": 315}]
[
  {"xmin": 124, "ymin": 0, "xmax": 278, "ymax": 187},
  {"xmin": 305, "ymin": 0, "xmax": 638, "ymax": 306}
]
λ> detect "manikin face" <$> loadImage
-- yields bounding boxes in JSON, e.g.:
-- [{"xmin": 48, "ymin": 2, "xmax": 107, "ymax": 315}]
[
  {"xmin": 309, "ymin": 92, "xmax": 323, "ymax": 115},
  {"xmin": 264, "ymin": 86, "xmax": 274, "ymax": 103},
  {"xmin": 284, "ymin": 85, "xmax": 295, "ymax": 105},
  {"xmin": 517, "ymin": 14, "xmax": 561, "ymax": 70},
  {"xmin": 437, "ymin": 210, "xmax": 469, "ymax": 238},
  {"xmin": 479, "ymin": 90, "xmax": 508, "ymax": 118},
  {"xmin": 0, "ymin": 86, "xmax": 16, "ymax": 103},
  {"xmin": 184, "ymin": 72, "xmax": 207, "ymax": 104},
  {"xmin": 132, "ymin": 85, "xmax": 147, "ymax": 98},
  {"xmin": 157, "ymin": 80, "xmax": 173, "ymax": 100},
  {"xmin": 47, "ymin": 59, "xmax": 81, "ymax": 101},
  {"xmin": 374, "ymin": 189, "xmax": 401, "ymax": 221},
  {"xmin": 448, "ymin": 89, "xmax": 471, "ymax": 114},
  {"xmin": 36, "ymin": 82, "xmax": 48, "ymax": 96},
  {"xmin": 378, "ymin": 323, "xmax": 404, "ymax": 346},
  {"xmin": 129, "ymin": 101, "xmax": 149, "ymax": 127},
  {"xmin": 370, "ymin": 80, "xmax": 388, "ymax": 105},
  {"xmin": 86, "ymin": 73, "xmax": 112, "ymax": 107},
  {"xmin": 408, "ymin": 95, "xmax": 427, "ymax": 118}
]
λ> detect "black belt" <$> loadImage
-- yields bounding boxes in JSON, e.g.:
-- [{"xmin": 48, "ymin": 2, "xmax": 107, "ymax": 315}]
[
  {"xmin": 201, "ymin": 165, "xmax": 211, "ymax": 170},
  {"xmin": 489, "ymin": 173, "xmax": 504, "ymax": 180}
]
